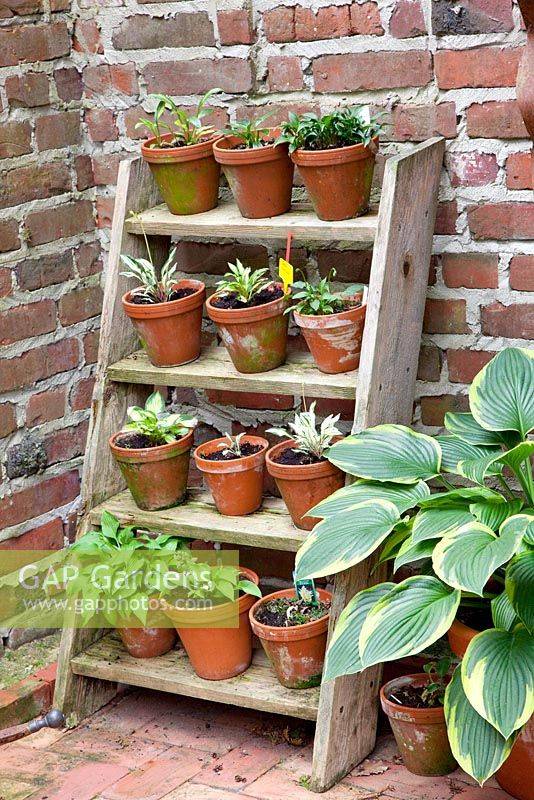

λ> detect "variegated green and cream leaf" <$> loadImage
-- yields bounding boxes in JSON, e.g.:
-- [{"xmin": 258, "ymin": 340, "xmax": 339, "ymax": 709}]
[
  {"xmin": 458, "ymin": 441, "xmax": 534, "ymax": 486},
  {"xmin": 323, "ymin": 582, "xmax": 395, "ymax": 682},
  {"xmin": 295, "ymin": 499, "xmax": 400, "ymax": 580},
  {"xmin": 359, "ymin": 575, "xmax": 460, "ymax": 668},
  {"xmin": 327, "ymin": 425, "xmax": 441, "ymax": 484},
  {"xmin": 470, "ymin": 499, "xmax": 524, "ymax": 531},
  {"xmin": 393, "ymin": 537, "xmax": 436, "ymax": 571},
  {"xmin": 418, "ymin": 486, "xmax": 505, "ymax": 509},
  {"xmin": 308, "ymin": 479, "xmax": 429, "ymax": 518},
  {"xmin": 445, "ymin": 667, "xmax": 516, "ymax": 785},
  {"xmin": 376, "ymin": 522, "xmax": 412, "ymax": 566},
  {"xmin": 444, "ymin": 412, "xmax": 509, "ymax": 446},
  {"xmin": 411, "ymin": 507, "xmax": 475, "ymax": 544},
  {"xmin": 435, "ymin": 435, "xmax": 501, "ymax": 475},
  {"xmin": 506, "ymin": 550, "xmax": 534, "ymax": 633},
  {"xmin": 461, "ymin": 626, "xmax": 534, "ymax": 739},
  {"xmin": 491, "ymin": 590, "xmax": 519, "ymax": 632}
]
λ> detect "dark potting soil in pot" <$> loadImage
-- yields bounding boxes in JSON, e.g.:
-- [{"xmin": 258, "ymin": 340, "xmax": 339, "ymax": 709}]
[
  {"xmin": 229, "ymin": 138, "xmax": 276, "ymax": 150},
  {"xmin": 254, "ymin": 596, "xmax": 330, "ymax": 627},
  {"xmin": 129, "ymin": 288, "xmax": 196, "ymax": 305},
  {"xmin": 211, "ymin": 284, "xmax": 284, "ymax": 310},
  {"xmin": 202, "ymin": 443, "xmax": 263, "ymax": 461},
  {"xmin": 456, "ymin": 605, "xmax": 493, "ymax": 631},
  {"xmin": 114, "ymin": 432, "xmax": 165, "ymax": 449},
  {"xmin": 387, "ymin": 684, "xmax": 443, "ymax": 710},
  {"xmin": 272, "ymin": 447, "xmax": 325, "ymax": 466}
]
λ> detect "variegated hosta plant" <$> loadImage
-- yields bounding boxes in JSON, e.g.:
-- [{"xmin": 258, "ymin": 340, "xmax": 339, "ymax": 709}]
[{"xmin": 294, "ymin": 347, "xmax": 534, "ymax": 785}]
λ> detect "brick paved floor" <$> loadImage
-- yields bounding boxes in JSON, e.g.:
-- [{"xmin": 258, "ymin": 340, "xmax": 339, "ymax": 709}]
[{"xmin": 0, "ymin": 688, "xmax": 513, "ymax": 800}]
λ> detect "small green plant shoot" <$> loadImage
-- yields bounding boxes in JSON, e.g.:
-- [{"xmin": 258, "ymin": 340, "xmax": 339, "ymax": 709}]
[{"xmin": 268, "ymin": 402, "xmax": 342, "ymax": 459}]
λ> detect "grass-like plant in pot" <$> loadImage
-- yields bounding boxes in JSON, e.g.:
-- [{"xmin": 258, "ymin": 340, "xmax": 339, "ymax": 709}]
[
  {"xmin": 121, "ymin": 221, "xmax": 206, "ymax": 367},
  {"xmin": 277, "ymin": 106, "xmax": 383, "ymax": 221},
  {"xmin": 288, "ymin": 269, "xmax": 366, "ymax": 374},
  {"xmin": 194, "ymin": 432, "xmax": 269, "ymax": 516},
  {"xmin": 109, "ymin": 391, "xmax": 197, "ymax": 511},
  {"xmin": 266, "ymin": 402, "xmax": 345, "ymax": 530},
  {"xmin": 249, "ymin": 587, "xmax": 332, "ymax": 688},
  {"xmin": 213, "ymin": 114, "xmax": 294, "ymax": 218},
  {"xmin": 293, "ymin": 347, "xmax": 534, "ymax": 795},
  {"xmin": 206, "ymin": 259, "xmax": 289, "ymax": 373},
  {"xmin": 137, "ymin": 89, "xmax": 221, "ymax": 215}
]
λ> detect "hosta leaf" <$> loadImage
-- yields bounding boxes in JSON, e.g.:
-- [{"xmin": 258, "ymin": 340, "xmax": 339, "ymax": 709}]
[
  {"xmin": 359, "ymin": 575, "xmax": 460, "ymax": 668},
  {"xmin": 295, "ymin": 499, "xmax": 400, "ymax": 580},
  {"xmin": 491, "ymin": 591, "xmax": 519, "ymax": 631},
  {"xmin": 444, "ymin": 412, "xmax": 508, "ymax": 446},
  {"xmin": 506, "ymin": 550, "xmax": 534, "ymax": 633},
  {"xmin": 323, "ymin": 582, "xmax": 395, "ymax": 682},
  {"xmin": 376, "ymin": 522, "xmax": 412, "ymax": 566},
  {"xmin": 523, "ymin": 517, "xmax": 534, "ymax": 546},
  {"xmin": 418, "ymin": 486, "xmax": 505, "ymax": 509},
  {"xmin": 432, "ymin": 518, "xmax": 525, "ymax": 596},
  {"xmin": 411, "ymin": 507, "xmax": 475, "ymax": 544},
  {"xmin": 470, "ymin": 499, "xmax": 523, "ymax": 531},
  {"xmin": 461, "ymin": 626, "xmax": 534, "ymax": 739},
  {"xmin": 457, "ymin": 453, "xmax": 504, "ymax": 485},
  {"xmin": 327, "ymin": 425, "xmax": 441, "ymax": 484},
  {"xmin": 145, "ymin": 391, "xmax": 165, "ymax": 415},
  {"xmin": 309, "ymin": 479, "xmax": 429, "ymax": 518},
  {"xmin": 445, "ymin": 666, "xmax": 515, "ymax": 785},
  {"xmin": 393, "ymin": 537, "xmax": 436, "ymax": 571},
  {"xmin": 469, "ymin": 347, "xmax": 534, "ymax": 438},
  {"xmin": 435, "ymin": 435, "xmax": 501, "ymax": 474}
]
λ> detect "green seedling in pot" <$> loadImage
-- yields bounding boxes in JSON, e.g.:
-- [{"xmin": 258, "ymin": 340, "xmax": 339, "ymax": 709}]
[
  {"xmin": 286, "ymin": 268, "xmax": 364, "ymax": 316},
  {"xmin": 215, "ymin": 260, "xmax": 274, "ymax": 304},
  {"xmin": 224, "ymin": 113, "xmax": 273, "ymax": 149},
  {"xmin": 277, "ymin": 106, "xmax": 383, "ymax": 153},
  {"xmin": 221, "ymin": 432, "xmax": 246, "ymax": 457},
  {"xmin": 123, "ymin": 392, "xmax": 197, "ymax": 446},
  {"xmin": 137, "ymin": 88, "xmax": 222, "ymax": 148},
  {"xmin": 268, "ymin": 402, "xmax": 342, "ymax": 460}
]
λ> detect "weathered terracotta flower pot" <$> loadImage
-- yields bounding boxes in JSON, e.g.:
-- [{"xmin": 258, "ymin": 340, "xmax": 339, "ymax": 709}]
[
  {"xmin": 109, "ymin": 428, "xmax": 194, "ymax": 511},
  {"xmin": 266, "ymin": 439, "xmax": 345, "ymax": 530},
  {"xmin": 447, "ymin": 618, "xmax": 477, "ymax": 658},
  {"xmin": 141, "ymin": 134, "xmax": 220, "ymax": 215},
  {"xmin": 213, "ymin": 132, "xmax": 294, "ymax": 218},
  {"xmin": 206, "ymin": 285, "xmax": 289, "ymax": 373},
  {"xmin": 381, "ymin": 674, "xmax": 457, "ymax": 776},
  {"xmin": 194, "ymin": 436, "xmax": 268, "ymax": 516},
  {"xmin": 163, "ymin": 567, "xmax": 259, "ymax": 681},
  {"xmin": 294, "ymin": 302, "xmax": 366, "ymax": 374},
  {"xmin": 249, "ymin": 588, "xmax": 331, "ymax": 688},
  {"xmin": 496, "ymin": 717, "xmax": 534, "ymax": 800},
  {"xmin": 291, "ymin": 137, "xmax": 378, "ymax": 221},
  {"xmin": 117, "ymin": 626, "xmax": 177, "ymax": 659},
  {"xmin": 122, "ymin": 280, "xmax": 205, "ymax": 368}
]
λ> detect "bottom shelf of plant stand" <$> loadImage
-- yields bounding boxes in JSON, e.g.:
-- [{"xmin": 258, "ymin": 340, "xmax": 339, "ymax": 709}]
[{"xmin": 71, "ymin": 633, "xmax": 320, "ymax": 721}]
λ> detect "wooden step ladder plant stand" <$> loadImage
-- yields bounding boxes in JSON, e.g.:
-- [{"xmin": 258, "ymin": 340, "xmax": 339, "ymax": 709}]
[{"xmin": 54, "ymin": 136, "xmax": 444, "ymax": 793}]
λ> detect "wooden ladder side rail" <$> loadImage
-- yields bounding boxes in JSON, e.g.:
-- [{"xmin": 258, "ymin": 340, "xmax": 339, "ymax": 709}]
[
  {"xmin": 54, "ymin": 158, "xmax": 171, "ymax": 721},
  {"xmin": 310, "ymin": 137, "xmax": 445, "ymax": 792}
]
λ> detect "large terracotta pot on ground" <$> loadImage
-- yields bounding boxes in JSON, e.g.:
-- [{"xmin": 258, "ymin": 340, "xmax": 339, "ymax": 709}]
[
  {"xmin": 294, "ymin": 302, "xmax": 366, "ymax": 374},
  {"xmin": 495, "ymin": 717, "xmax": 534, "ymax": 800},
  {"xmin": 194, "ymin": 435, "xmax": 269, "ymax": 516},
  {"xmin": 122, "ymin": 279, "xmax": 205, "ymax": 367},
  {"xmin": 213, "ymin": 132, "xmax": 294, "ymax": 218},
  {"xmin": 141, "ymin": 134, "xmax": 220, "ymax": 215},
  {"xmin": 206, "ymin": 285, "xmax": 288, "ymax": 374},
  {"xmin": 266, "ymin": 439, "xmax": 345, "ymax": 530},
  {"xmin": 249, "ymin": 588, "xmax": 331, "ymax": 688},
  {"xmin": 109, "ymin": 428, "xmax": 194, "ymax": 511},
  {"xmin": 381, "ymin": 674, "xmax": 457, "ymax": 777},
  {"xmin": 117, "ymin": 627, "xmax": 177, "ymax": 659},
  {"xmin": 291, "ymin": 137, "xmax": 378, "ymax": 221},
  {"xmin": 163, "ymin": 567, "xmax": 259, "ymax": 681}
]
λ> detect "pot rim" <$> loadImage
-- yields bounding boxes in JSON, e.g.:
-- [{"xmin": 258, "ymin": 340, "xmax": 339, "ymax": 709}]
[
  {"xmin": 161, "ymin": 566, "xmax": 259, "ymax": 626},
  {"xmin": 140, "ymin": 133, "xmax": 220, "ymax": 164},
  {"xmin": 249, "ymin": 588, "xmax": 331, "ymax": 642},
  {"xmin": 380, "ymin": 674, "xmax": 447, "ymax": 724},
  {"xmin": 122, "ymin": 280, "xmax": 206, "ymax": 320},
  {"xmin": 194, "ymin": 435, "xmax": 269, "ymax": 474},
  {"xmin": 266, "ymin": 439, "xmax": 342, "ymax": 481},
  {"xmin": 206, "ymin": 283, "xmax": 288, "ymax": 324},
  {"xmin": 291, "ymin": 136, "xmax": 379, "ymax": 168},
  {"xmin": 293, "ymin": 302, "xmax": 366, "ymax": 330},
  {"xmin": 213, "ymin": 129, "xmax": 289, "ymax": 165},
  {"xmin": 109, "ymin": 428, "xmax": 195, "ymax": 464}
]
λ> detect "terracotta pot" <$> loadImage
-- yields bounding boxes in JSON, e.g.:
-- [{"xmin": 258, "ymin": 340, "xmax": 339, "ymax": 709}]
[
  {"xmin": 109, "ymin": 428, "xmax": 194, "ymax": 511},
  {"xmin": 141, "ymin": 133, "xmax": 220, "ymax": 215},
  {"xmin": 213, "ymin": 131, "xmax": 294, "ymax": 218},
  {"xmin": 249, "ymin": 588, "xmax": 331, "ymax": 688},
  {"xmin": 381, "ymin": 674, "xmax": 457, "ymax": 777},
  {"xmin": 447, "ymin": 618, "xmax": 478, "ymax": 658},
  {"xmin": 266, "ymin": 439, "xmax": 345, "ymax": 530},
  {"xmin": 163, "ymin": 567, "xmax": 259, "ymax": 680},
  {"xmin": 496, "ymin": 717, "xmax": 534, "ymax": 800},
  {"xmin": 194, "ymin": 436, "xmax": 268, "ymax": 516},
  {"xmin": 122, "ymin": 280, "xmax": 205, "ymax": 367},
  {"xmin": 206, "ymin": 284, "xmax": 289, "ymax": 373},
  {"xmin": 294, "ymin": 302, "xmax": 366, "ymax": 374},
  {"xmin": 118, "ymin": 626, "xmax": 177, "ymax": 658},
  {"xmin": 291, "ymin": 137, "xmax": 378, "ymax": 221}
]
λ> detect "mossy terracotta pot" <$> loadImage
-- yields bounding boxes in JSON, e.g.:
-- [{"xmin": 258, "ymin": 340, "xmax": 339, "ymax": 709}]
[
  {"xmin": 206, "ymin": 284, "xmax": 289, "ymax": 373},
  {"xmin": 495, "ymin": 716, "xmax": 534, "ymax": 800},
  {"xmin": 162, "ymin": 567, "xmax": 259, "ymax": 681},
  {"xmin": 213, "ymin": 131, "xmax": 294, "ymax": 219},
  {"xmin": 109, "ymin": 428, "xmax": 194, "ymax": 511},
  {"xmin": 117, "ymin": 626, "xmax": 177, "ymax": 659},
  {"xmin": 194, "ymin": 435, "xmax": 268, "ymax": 516},
  {"xmin": 266, "ymin": 439, "xmax": 345, "ymax": 530},
  {"xmin": 122, "ymin": 279, "xmax": 205, "ymax": 368},
  {"xmin": 291, "ymin": 137, "xmax": 378, "ymax": 221},
  {"xmin": 249, "ymin": 588, "xmax": 331, "ymax": 688},
  {"xmin": 141, "ymin": 133, "xmax": 220, "ymax": 215},
  {"xmin": 381, "ymin": 674, "xmax": 457, "ymax": 777},
  {"xmin": 294, "ymin": 302, "xmax": 366, "ymax": 374}
]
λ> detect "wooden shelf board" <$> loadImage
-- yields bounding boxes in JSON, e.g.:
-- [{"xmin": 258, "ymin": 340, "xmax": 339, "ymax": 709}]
[
  {"xmin": 89, "ymin": 489, "xmax": 307, "ymax": 552},
  {"xmin": 125, "ymin": 200, "xmax": 378, "ymax": 244},
  {"xmin": 107, "ymin": 345, "xmax": 358, "ymax": 400},
  {"xmin": 71, "ymin": 634, "xmax": 320, "ymax": 721}
]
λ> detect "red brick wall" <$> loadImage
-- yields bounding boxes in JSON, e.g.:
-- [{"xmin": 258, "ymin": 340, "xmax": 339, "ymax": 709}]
[{"xmin": 0, "ymin": 0, "xmax": 532, "ymax": 552}]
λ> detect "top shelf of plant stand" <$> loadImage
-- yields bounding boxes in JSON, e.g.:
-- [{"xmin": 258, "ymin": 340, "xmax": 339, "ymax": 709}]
[{"xmin": 125, "ymin": 199, "xmax": 379, "ymax": 243}]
